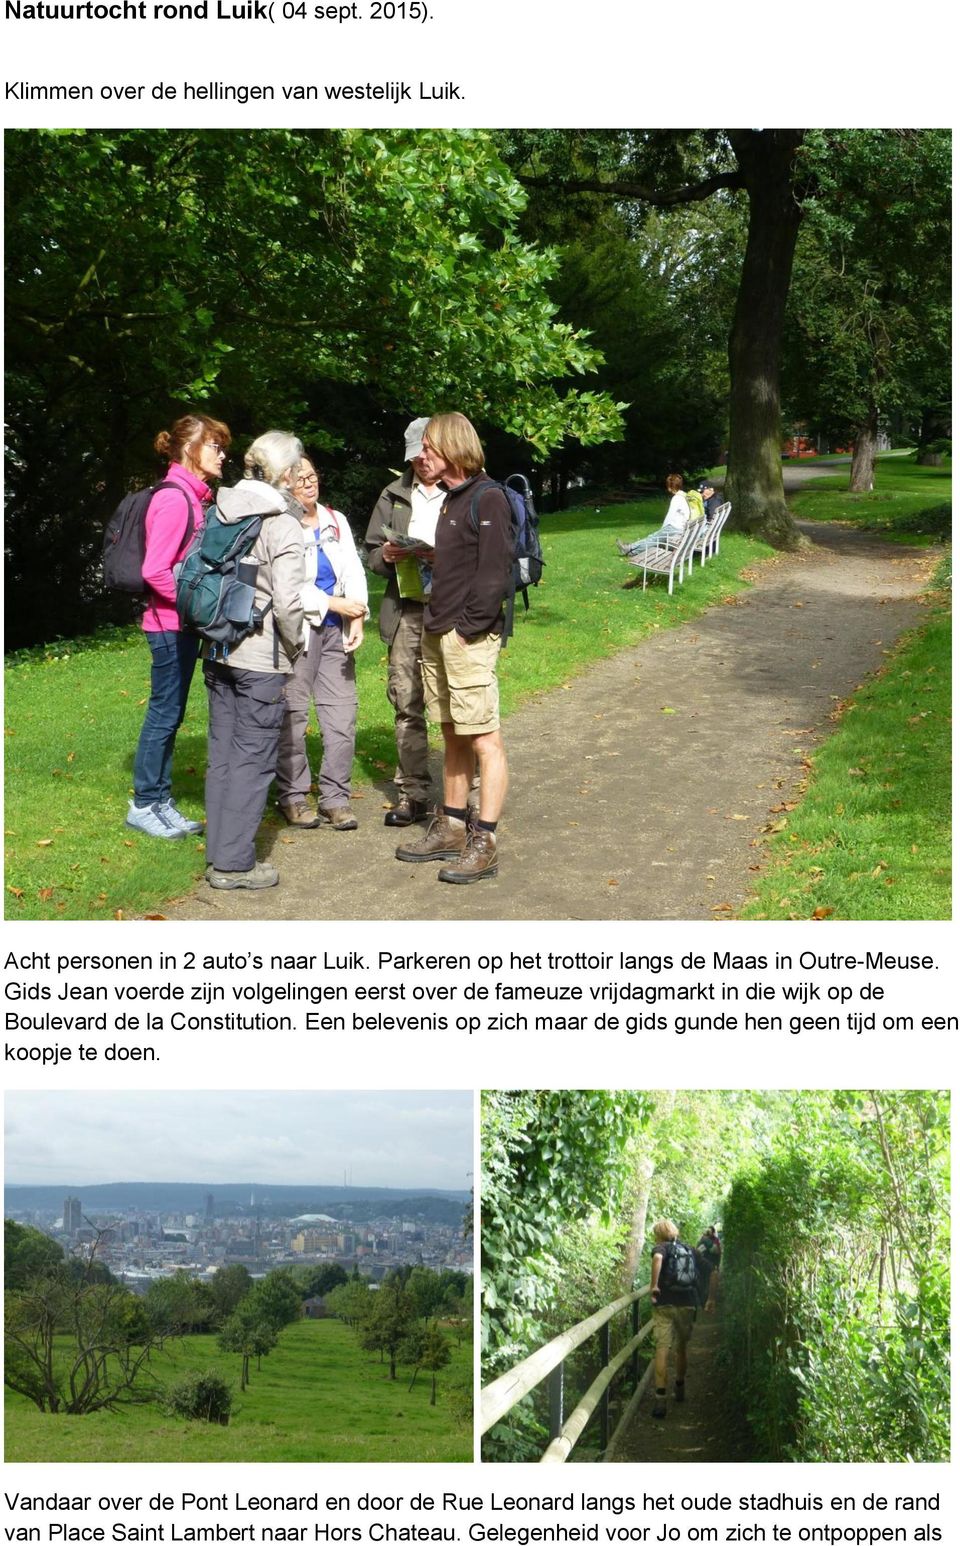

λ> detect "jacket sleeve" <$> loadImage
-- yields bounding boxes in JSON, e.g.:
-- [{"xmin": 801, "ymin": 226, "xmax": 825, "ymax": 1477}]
[
  {"xmin": 267, "ymin": 514, "xmax": 306, "ymax": 664},
  {"xmin": 142, "ymin": 485, "xmax": 196, "ymax": 602},
  {"xmin": 364, "ymin": 487, "xmax": 394, "ymax": 579},
  {"xmin": 456, "ymin": 487, "xmax": 513, "ymax": 638},
  {"xmin": 338, "ymin": 515, "xmax": 370, "ymax": 615}
]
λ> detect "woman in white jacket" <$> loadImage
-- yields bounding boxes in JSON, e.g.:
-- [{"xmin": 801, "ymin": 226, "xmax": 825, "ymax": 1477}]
[{"xmin": 276, "ymin": 456, "xmax": 369, "ymax": 830}]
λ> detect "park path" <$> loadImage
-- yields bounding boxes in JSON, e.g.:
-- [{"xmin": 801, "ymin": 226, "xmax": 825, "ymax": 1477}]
[
  {"xmin": 613, "ymin": 1310, "xmax": 749, "ymax": 1463},
  {"xmin": 166, "ymin": 521, "xmax": 935, "ymax": 923}
]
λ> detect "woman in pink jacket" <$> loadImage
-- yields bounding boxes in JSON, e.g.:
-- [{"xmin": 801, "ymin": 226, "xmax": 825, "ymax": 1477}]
[{"xmin": 127, "ymin": 412, "xmax": 230, "ymax": 839}]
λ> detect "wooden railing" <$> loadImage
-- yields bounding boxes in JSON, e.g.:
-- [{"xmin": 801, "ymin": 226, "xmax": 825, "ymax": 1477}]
[{"xmin": 480, "ymin": 1287, "xmax": 654, "ymax": 1463}]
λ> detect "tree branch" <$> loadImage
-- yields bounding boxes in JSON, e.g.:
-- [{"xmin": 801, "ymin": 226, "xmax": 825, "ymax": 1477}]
[{"xmin": 519, "ymin": 170, "xmax": 743, "ymax": 207}]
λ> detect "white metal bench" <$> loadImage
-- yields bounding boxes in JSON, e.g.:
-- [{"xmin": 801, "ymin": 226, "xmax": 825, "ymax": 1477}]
[
  {"xmin": 625, "ymin": 517, "xmax": 704, "ymax": 595},
  {"xmin": 690, "ymin": 500, "xmax": 732, "ymax": 570}
]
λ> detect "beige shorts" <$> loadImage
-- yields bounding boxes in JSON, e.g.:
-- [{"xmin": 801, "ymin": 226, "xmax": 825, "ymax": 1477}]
[
  {"xmin": 652, "ymin": 1304, "xmax": 696, "ymax": 1352},
  {"xmin": 421, "ymin": 627, "xmax": 501, "ymax": 736}
]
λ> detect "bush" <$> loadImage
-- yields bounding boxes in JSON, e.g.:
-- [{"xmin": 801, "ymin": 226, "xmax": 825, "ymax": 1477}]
[{"xmin": 165, "ymin": 1369, "xmax": 233, "ymax": 1425}]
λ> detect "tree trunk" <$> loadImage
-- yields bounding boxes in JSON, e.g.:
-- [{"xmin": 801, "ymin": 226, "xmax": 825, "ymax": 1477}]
[
  {"xmin": 916, "ymin": 403, "xmax": 950, "ymax": 465},
  {"xmin": 725, "ymin": 131, "xmax": 806, "ymax": 548},
  {"xmin": 619, "ymin": 1156, "xmax": 656, "ymax": 1290},
  {"xmin": 849, "ymin": 404, "xmax": 879, "ymax": 491},
  {"xmin": 430, "ymin": 1373, "xmax": 437, "ymax": 1406}
]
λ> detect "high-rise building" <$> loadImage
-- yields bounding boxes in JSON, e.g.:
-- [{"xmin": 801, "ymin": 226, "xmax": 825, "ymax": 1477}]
[
  {"xmin": 205, "ymin": 1193, "xmax": 215, "ymax": 1223},
  {"xmin": 63, "ymin": 1196, "xmax": 82, "ymax": 1234}
]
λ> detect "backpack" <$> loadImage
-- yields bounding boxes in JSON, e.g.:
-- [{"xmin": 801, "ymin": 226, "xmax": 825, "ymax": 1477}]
[
  {"xmin": 102, "ymin": 480, "xmax": 192, "ymax": 595},
  {"xmin": 685, "ymin": 489, "xmax": 705, "ymax": 521},
  {"xmin": 658, "ymin": 1240, "xmax": 700, "ymax": 1295},
  {"xmin": 174, "ymin": 509, "xmax": 271, "ymax": 659},
  {"xmin": 468, "ymin": 473, "xmax": 544, "ymax": 643}
]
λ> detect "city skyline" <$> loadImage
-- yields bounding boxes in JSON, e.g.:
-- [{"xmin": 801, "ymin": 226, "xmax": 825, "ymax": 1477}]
[{"xmin": 5, "ymin": 1090, "xmax": 474, "ymax": 1190}]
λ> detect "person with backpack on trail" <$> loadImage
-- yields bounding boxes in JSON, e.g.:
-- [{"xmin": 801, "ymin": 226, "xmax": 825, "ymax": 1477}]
[
  {"xmin": 649, "ymin": 1217, "xmax": 701, "ymax": 1419},
  {"xmin": 394, "ymin": 412, "xmax": 512, "ymax": 885},
  {"xmin": 616, "ymin": 473, "xmax": 691, "ymax": 559},
  {"xmin": 126, "ymin": 412, "xmax": 230, "ymax": 840},
  {"xmin": 696, "ymin": 1222, "xmax": 722, "ymax": 1312},
  {"xmin": 274, "ymin": 454, "xmax": 369, "ymax": 833},
  {"xmin": 201, "ymin": 431, "xmax": 306, "ymax": 891}
]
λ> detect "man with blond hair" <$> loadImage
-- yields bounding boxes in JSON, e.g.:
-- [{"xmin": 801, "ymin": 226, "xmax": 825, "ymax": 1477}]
[
  {"xmin": 649, "ymin": 1218, "xmax": 700, "ymax": 1418},
  {"xmin": 394, "ymin": 412, "xmax": 512, "ymax": 884}
]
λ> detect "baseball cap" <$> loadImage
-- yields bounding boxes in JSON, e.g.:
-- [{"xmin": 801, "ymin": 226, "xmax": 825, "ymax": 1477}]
[{"xmin": 404, "ymin": 417, "xmax": 430, "ymax": 461}]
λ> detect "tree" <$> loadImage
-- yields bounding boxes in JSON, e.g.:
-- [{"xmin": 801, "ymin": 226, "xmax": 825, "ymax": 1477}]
[
  {"xmin": 419, "ymin": 1325, "xmax": 453, "ymax": 1407},
  {"xmin": 325, "ymin": 1280, "xmax": 375, "ymax": 1327},
  {"xmin": 209, "ymin": 1263, "xmax": 253, "ymax": 1324},
  {"xmin": 407, "ymin": 1266, "xmax": 447, "ymax": 1325},
  {"xmin": 4, "ymin": 1220, "xmax": 64, "ymax": 1289},
  {"xmin": 357, "ymin": 1280, "xmax": 416, "ymax": 1380},
  {"xmin": 5, "ymin": 128, "xmax": 622, "ymax": 647},
  {"xmin": 245, "ymin": 1270, "xmax": 302, "ymax": 1332},
  {"xmin": 144, "ymin": 1272, "xmax": 208, "ymax": 1336},
  {"xmin": 217, "ymin": 1303, "xmax": 277, "ymax": 1392},
  {"xmin": 293, "ymin": 1262, "xmax": 348, "ymax": 1299}
]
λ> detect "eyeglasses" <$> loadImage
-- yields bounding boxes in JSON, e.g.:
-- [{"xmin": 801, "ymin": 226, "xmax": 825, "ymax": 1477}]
[
  {"xmin": 204, "ymin": 441, "xmax": 225, "ymax": 455},
  {"xmin": 295, "ymin": 473, "xmax": 319, "ymax": 489}
]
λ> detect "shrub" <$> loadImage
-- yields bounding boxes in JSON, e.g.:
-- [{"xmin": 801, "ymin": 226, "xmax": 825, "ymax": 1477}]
[{"xmin": 165, "ymin": 1369, "xmax": 233, "ymax": 1425}]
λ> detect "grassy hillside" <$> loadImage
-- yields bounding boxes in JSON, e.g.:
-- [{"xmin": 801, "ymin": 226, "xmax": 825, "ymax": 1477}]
[{"xmin": 4, "ymin": 1316, "xmax": 472, "ymax": 1463}]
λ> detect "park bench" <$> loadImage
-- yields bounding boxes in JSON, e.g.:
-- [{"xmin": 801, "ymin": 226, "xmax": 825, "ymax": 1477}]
[
  {"xmin": 690, "ymin": 500, "xmax": 732, "ymax": 571},
  {"xmin": 626, "ymin": 516, "xmax": 705, "ymax": 595}
]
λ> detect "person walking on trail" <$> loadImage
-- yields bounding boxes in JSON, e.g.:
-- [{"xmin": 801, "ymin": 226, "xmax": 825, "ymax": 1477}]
[
  {"xmin": 697, "ymin": 1222, "xmax": 722, "ymax": 1313},
  {"xmin": 394, "ymin": 412, "xmax": 512, "ymax": 885},
  {"xmin": 364, "ymin": 417, "xmax": 446, "ymax": 828},
  {"xmin": 649, "ymin": 1218, "xmax": 700, "ymax": 1419},
  {"xmin": 616, "ymin": 473, "xmax": 689, "ymax": 558}
]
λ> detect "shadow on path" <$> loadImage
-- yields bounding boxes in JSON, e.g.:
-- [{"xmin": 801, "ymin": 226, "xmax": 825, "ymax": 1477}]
[
  {"xmin": 614, "ymin": 1312, "xmax": 752, "ymax": 1463},
  {"xmin": 167, "ymin": 522, "xmax": 937, "ymax": 922}
]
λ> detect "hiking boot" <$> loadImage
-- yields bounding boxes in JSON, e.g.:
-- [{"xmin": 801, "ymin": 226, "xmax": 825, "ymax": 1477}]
[
  {"xmin": 280, "ymin": 799, "xmax": 320, "ymax": 829},
  {"xmin": 437, "ymin": 826, "xmax": 498, "ymax": 884},
  {"xmin": 395, "ymin": 810, "xmax": 466, "ymax": 864},
  {"xmin": 652, "ymin": 1391, "xmax": 667, "ymax": 1419},
  {"xmin": 159, "ymin": 799, "xmax": 204, "ymax": 836},
  {"xmin": 207, "ymin": 861, "xmax": 279, "ymax": 890},
  {"xmin": 126, "ymin": 800, "xmax": 185, "ymax": 840},
  {"xmin": 384, "ymin": 797, "xmax": 430, "ymax": 828},
  {"xmin": 319, "ymin": 805, "xmax": 358, "ymax": 832}
]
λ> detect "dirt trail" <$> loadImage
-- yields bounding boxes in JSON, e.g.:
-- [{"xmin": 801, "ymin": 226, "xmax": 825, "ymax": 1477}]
[
  {"xmin": 166, "ymin": 522, "xmax": 935, "ymax": 922},
  {"xmin": 614, "ymin": 1312, "xmax": 751, "ymax": 1463}
]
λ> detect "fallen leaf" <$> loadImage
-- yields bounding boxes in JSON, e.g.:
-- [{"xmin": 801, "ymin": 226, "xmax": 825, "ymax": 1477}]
[
  {"xmin": 728, "ymin": 813, "xmax": 749, "ymax": 821},
  {"xmin": 36, "ymin": 838, "xmax": 54, "ymax": 847},
  {"xmin": 144, "ymin": 913, "xmax": 168, "ymax": 920},
  {"xmin": 114, "ymin": 909, "xmax": 124, "ymax": 920},
  {"xmin": 607, "ymin": 878, "xmax": 619, "ymax": 886},
  {"xmin": 38, "ymin": 887, "xmax": 54, "ymax": 901},
  {"xmin": 848, "ymin": 767, "xmax": 866, "ymax": 777},
  {"xmin": 711, "ymin": 902, "xmax": 733, "ymax": 912},
  {"xmin": 7, "ymin": 886, "xmax": 24, "ymax": 899},
  {"xmin": 66, "ymin": 751, "xmax": 76, "ymax": 763},
  {"xmin": 811, "ymin": 906, "xmax": 834, "ymax": 920},
  {"xmin": 660, "ymin": 706, "xmax": 677, "ymax": 714}
]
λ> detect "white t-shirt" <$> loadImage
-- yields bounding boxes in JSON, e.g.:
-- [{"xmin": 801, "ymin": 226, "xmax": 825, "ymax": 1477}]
[
  {"xmin": 407, "ymin": 480, "xmax": 445, "ymax": 546},
  {"xmin": 662, "ymin": 492, "xmax": 690, "ymax": 534}
]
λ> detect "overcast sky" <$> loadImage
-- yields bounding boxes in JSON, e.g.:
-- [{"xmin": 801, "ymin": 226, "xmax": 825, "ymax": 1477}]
[{"xmin": 4, "ymin": 1091, "xmax": 474, "ymax": 1190}]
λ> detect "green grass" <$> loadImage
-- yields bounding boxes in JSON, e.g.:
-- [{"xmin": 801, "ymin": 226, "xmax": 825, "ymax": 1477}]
[
  {"xmin": 4, "ymin": 1316, "xmax": 472, "ymax": 1463},
  {"xmin": 788, "ymin": 453, "xmax": 951, "ymax": 543},
  {"xmin": 4, "ymin": 499, "xmax": 769, "ymax": 919},
  {"xmin": 740, "ymin": 564, "xmax": 951, "ymax": 921}
]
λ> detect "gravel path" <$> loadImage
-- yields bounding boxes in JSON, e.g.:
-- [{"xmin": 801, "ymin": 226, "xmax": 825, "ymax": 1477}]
[
  {"xmin": 166, "ymin": 522, "xmax": 935, "ymax": 923},
  {"xmin": 613, "ymin": 1311, "xmax": 750, "ymax": 1463}
]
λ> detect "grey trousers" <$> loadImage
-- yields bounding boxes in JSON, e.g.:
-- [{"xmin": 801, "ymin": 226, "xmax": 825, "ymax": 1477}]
[
  {"xmin": 387, "ymin": 604, "xmax": 431, "ymax": 802},
  {"xmin": 204, "ymin": 663, "xmax": 286, "ymax": 873},
  {"xmin": 276, "ymin": 625, "xmax": 358, "ymax": 808}
]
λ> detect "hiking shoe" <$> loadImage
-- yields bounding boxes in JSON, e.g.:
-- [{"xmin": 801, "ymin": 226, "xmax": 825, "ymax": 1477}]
[
  {"xmin": 652, "ymin": 1392, "xmax": 667, "ymax": 1419},
  {"xmin": 616, "ymin": 538, "xmax": 633, "ymax": 555},
  {"xmin": 674, "ymin": 1380, "xmax": 685, "ymax": 1403},
  {"xmin": 126, "ymin": 800, "xmax": 185, "ymax": 840},
  {"xmin": 395, "ymin": 809, "xmax": 466, "ymax": 863},
  {"xmin": 159, "ymin": 799, "xmax": 204, "ymax": 836},
  {"xmin": 384, "ymin": 797, "xmax": 430, "ymax": 828},
  {"xmin": 319, "ymin": 805, "xmax": 358, "ymax": 831},
  {"xmin": 280, "ymin": 799, "xmax": 320, "ymax": 829},
  {"xmin": 207, "ymin": 862, "xmax": 279, "ymax": 890},
  {"xmin": 437, "ymin": 826, "xmax": 498, "ymax": 884}
]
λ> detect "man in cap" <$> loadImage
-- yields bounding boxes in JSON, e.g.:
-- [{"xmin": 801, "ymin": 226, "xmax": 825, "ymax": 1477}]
[
  {"xmin": 698, "ymin": 480, "xmax": 723, "ymax": 521},
  {"xmin": 365, "ymin": 418, "xmax": 446, "ymax": 826}
]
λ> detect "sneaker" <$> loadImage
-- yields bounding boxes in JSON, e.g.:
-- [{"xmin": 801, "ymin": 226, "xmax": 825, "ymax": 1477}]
[
  {"xmin": 126, "ymin": 800, "xmax": 185, "ymax": 840},
  {"xmin": 280, "ymin": 800, "xmax": 320, "ymax": 829},
  {"xmin": 384, "ymin": 797, "xmax": 430, "ymax": 828},
  {"xmin": 437, "ymin": 826, "xmax": 498, "ymax": 885},
  {"xmin": 159, "ymin": 799, "xmax": 204, "ymax": 836},
  {"xmin": 207, "ymin": 861, "xmax": 279, "ymax": 890},
  {"xmin": 319, "ymin": 805, "xmax": 359, "ymax": 832},
  {"xmin": 616, "ymin": 538, "xmax": 633, "ymax": 555},
  {"xmin": 395, "ymin": 809, "xmax": 466, "ymax": 863}
]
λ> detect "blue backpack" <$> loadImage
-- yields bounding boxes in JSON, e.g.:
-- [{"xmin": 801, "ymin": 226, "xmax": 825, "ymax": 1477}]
[{"xmin": 468, "ymin": 473, "xmax": 544, "ymax": 643}]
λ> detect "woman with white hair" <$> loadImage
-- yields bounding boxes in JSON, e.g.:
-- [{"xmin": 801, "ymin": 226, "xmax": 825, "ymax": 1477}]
[{"xmin": 202, "ymin": 430, "xmax": 306, "ymax": 890}]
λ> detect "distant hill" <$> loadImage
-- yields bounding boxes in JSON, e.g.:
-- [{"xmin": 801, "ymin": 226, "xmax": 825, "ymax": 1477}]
[{"xmin": 4, "ymin": 1182, "xmax": 470, "ymax": 1225}]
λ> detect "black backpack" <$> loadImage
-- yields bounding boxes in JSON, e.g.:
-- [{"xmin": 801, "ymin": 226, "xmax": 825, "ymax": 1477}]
[
  {"xmin": 658, "ymin": 1240, "xmax": 699, "ymax": 1294},
  {"xmin": 174, "ymin": 509, "xmax": 271, "ymax": 660},
  {"xmin": 468, "ymin": 473, "xmax": 544, "ymax": 643},
  {"xmin": 102, "ymin": 480, "xmax": 192, "ymax": 595}
]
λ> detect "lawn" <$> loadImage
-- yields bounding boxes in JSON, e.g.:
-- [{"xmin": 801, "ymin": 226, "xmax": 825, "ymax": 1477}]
[
  {"xmin": 4, "ymin": 498, "xmax": 769, "ymax": 920},
  {"xmin": 4, "ymin": 1315, "xmax": 472, "ymax": 1463},
  {"xmin": 787, "ymin": 452, "xmax": 951, "ymax": 543}
]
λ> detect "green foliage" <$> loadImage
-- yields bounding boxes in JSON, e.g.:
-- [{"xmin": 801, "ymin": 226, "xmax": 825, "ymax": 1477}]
[
  {"xmin": 5, "ymin": 127, "xmax": 622, "ymax": 647},
  {"xmin": 721, "ymin": 1091, "xmax": 949, "ymax": 1461},
  {"xmin": 292, "ymin": 1262, "xmax": 348, "ymax": 1299},
  {"xmin": 357, "ymin": 1279, "xmax": 416, "ymax": 1379},
  {"xmin": 164, "ymin": 1369, "xmax": 233, "ymax": 1425},
  {"xmin": 208, "ymin": 1263, "xmax": 253, "ymax": 1323},
  {"xmin": 4, "ymin": 1220, "xmax": 64, "ymax": 1288}
]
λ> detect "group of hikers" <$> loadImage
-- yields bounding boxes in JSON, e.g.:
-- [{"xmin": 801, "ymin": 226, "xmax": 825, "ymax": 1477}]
[
  {"xmin": 125, "ymin": 411, "xmax": 514, "ymax": 890},
  {"xmin": 647, "ymin": 1219, "xmax": 722, "ymax": 1420}
]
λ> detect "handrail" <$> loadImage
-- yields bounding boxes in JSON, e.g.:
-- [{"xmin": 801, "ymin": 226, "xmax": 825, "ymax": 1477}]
[
  {"xmin": 479, "ymin": 1287, "xmax": 649, "ymax": 1436},
  {"xmin": 540, "ymin": 1321, "xmax": 652, "ymax": 1463}
]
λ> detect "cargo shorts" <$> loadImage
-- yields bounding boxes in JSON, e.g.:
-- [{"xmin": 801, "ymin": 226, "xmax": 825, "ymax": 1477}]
[
  {"xmin": 421, "ymin": 627, "xmax": 501, "ymax": 737},
  {"xmin": 651, "ymin": 1304, "xmax": 696, "ymax": 1353}
]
